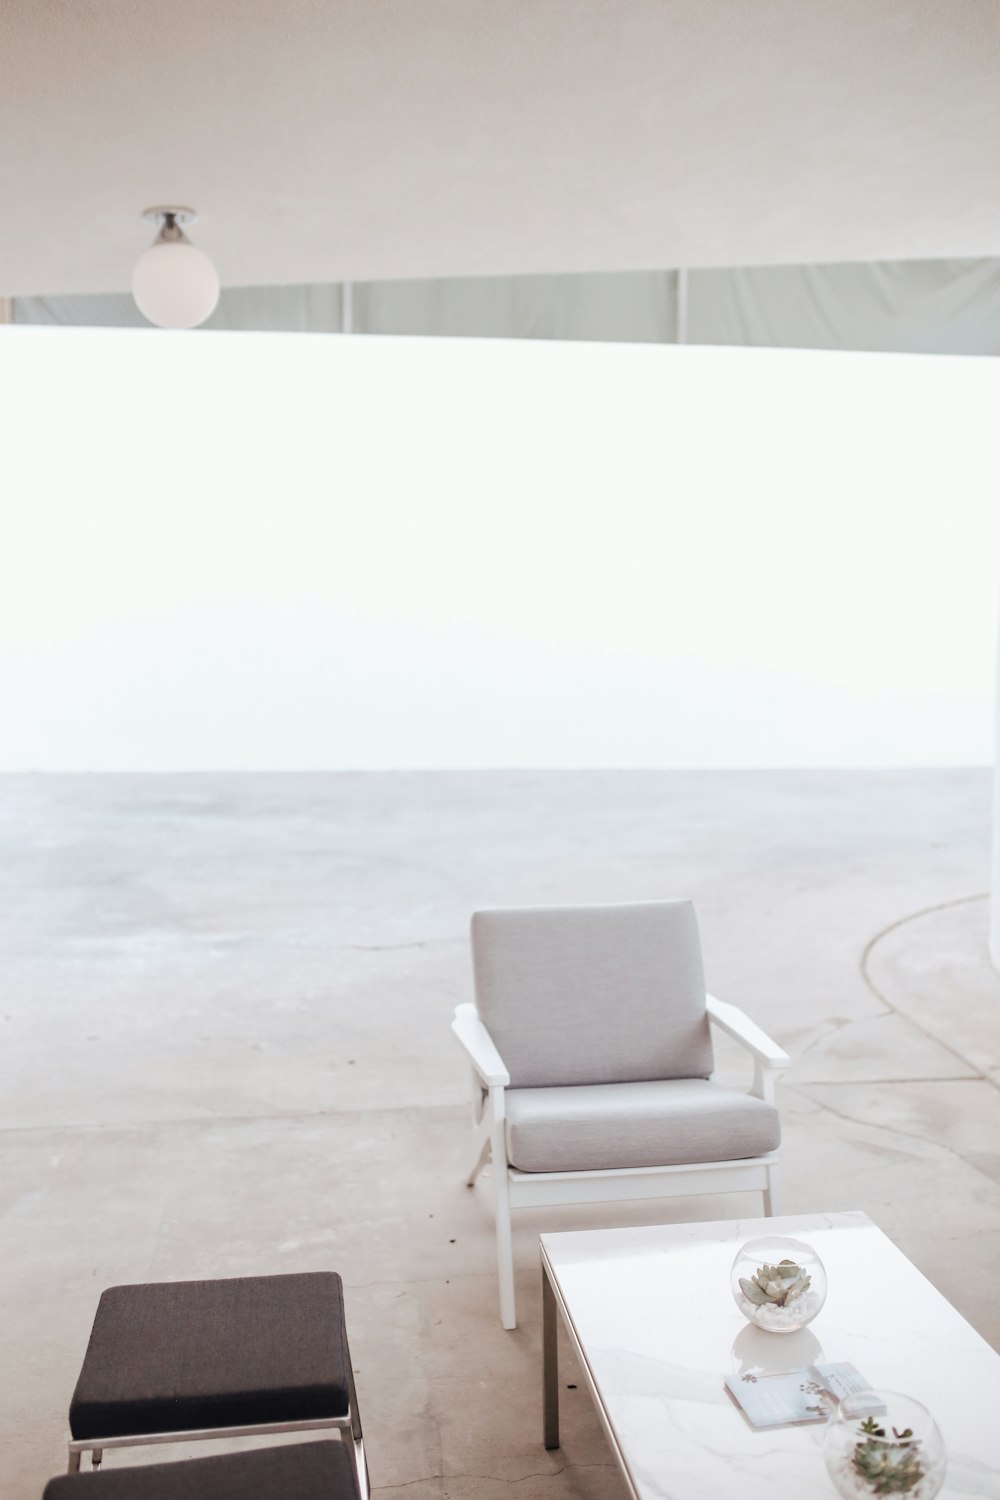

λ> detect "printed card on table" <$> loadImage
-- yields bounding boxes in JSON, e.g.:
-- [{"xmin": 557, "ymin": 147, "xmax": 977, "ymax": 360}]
[{"xmin": 724, "ymin": 1362, "xmax": 877, "ymax": 1429}]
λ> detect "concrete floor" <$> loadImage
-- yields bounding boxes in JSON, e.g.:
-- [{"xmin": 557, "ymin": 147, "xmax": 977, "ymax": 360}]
[{"xmin": 2, "ymin": 770, "xmax": 999, "ymax": 1498}]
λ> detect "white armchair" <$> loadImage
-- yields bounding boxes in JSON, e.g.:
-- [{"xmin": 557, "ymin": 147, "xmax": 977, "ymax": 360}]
[{"xmin": 452, "ymin": 900, "xmax": 789, "ymax": 1328}]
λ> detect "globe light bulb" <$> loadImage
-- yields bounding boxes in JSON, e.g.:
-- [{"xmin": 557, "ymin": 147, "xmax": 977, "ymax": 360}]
[{"xmin": 132, "ymin": 209, "xmax": 220, "ymax": 329}]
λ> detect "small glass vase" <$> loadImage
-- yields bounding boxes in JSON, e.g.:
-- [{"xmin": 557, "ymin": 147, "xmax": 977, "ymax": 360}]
[
  {"xmin": 823, "ymin": 1390, "xmax": 947, "ymax": 1499},
  {"xmin": 730, "ymin": 1235, "xmax": 827, "ymax": 1333}
]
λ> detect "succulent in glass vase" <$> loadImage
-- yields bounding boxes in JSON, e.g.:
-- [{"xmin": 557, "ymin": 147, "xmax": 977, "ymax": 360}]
[
  {"xmin": 823, "ymin": 1391, "xmax": 946, "ymax": 1500},
  {"xmin": 730, "ymin": 1236, "xmax": 827, "ymax": 1332},
  {"xmin": 851, "ymin": 1416, "xmax": 924, "ymax": 1494},
  {"xmin": 738, "ymin": 1258, "xmax": 811, "ymax": 1309}
]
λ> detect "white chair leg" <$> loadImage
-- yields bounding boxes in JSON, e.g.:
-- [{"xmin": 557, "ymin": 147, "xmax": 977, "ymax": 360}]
[
  {"xmin": 466, "ymin": 1133, "xmax": 490, "ymax": 1188},
  {"xmin": 494, "ymin": 1165, "xmax": 517, "ymax": 1329},
  {"xmin": 466, "ymin": 1072, "xmax": 491, "ymax": 1186},
  {"xmin": 484, "ymin": 1081, "xmax": 517, "ymax": 1328},
  {"xmin": 763, "ymin": 1162, "xmax": 781, "ymax": 1216}
]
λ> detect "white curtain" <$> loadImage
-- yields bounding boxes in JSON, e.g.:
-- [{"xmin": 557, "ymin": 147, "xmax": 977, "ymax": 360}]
[
  {"xmin": 15, "ymin": 257, "xmax": 1000, "ymax": 355},
  {"xmin": 689, "ymin": 259, "xmax": 1000, "ymax": 355}
]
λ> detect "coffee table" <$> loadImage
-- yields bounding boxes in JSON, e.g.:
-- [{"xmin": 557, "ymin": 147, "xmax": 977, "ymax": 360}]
[{"xmin": 540, "ymin": 1211, "xmax": 1000, "ymax": 1499}]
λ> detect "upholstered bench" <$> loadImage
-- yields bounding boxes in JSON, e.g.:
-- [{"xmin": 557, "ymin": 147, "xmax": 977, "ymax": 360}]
[
  {"xmin": 66, "ymin": 1272, "xmax": 366, "ymax": 1493},
  {"xmin": 45, "ymin": 1439, "xmax": 358, "ymax": 1499}
]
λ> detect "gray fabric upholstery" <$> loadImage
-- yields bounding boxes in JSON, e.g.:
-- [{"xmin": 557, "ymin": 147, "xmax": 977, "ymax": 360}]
[
  {"xmin": 504, "ymin": 1079, "xmax": 780, "ymax": 1172},
  {"xmin": 471, "ymin": 901, "xmax": 713, "ymax": 1088},
  {"xmin": 43, "ymin": 1440, "xmax": 358, "ymax": 1500}
]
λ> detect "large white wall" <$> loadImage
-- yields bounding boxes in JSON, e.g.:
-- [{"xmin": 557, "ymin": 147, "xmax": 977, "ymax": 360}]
[{"xmin": 1, "ymin": 325, "xmax": 997, "ymax": 770}]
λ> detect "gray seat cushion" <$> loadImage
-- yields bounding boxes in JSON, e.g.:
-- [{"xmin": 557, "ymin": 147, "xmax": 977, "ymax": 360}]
[
  {"xmin": 43, "ymin": 1440, "xmax": 358, "ymax": 1500},
  {"xmin": 472, "ymin": 901, "xmax": 714, "ymax": 1088},
  {"xmin": 504, "ymin": 1079, "xmax": 780, "ymax": 1172},
  {"xmin": 69, "ymin": 1272, "xmax": 350, "ymax": 1440}
]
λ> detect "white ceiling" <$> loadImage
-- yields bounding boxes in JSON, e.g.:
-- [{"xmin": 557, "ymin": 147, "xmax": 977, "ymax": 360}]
[{"xmin": 3, "ymin": 1, "xmax": 1000, "ymax": 297}]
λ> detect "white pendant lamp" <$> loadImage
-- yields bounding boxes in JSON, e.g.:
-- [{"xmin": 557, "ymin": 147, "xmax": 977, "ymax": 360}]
[{"xmin": 132, "ymin": 207, "xmax": 220, "ymax": 329}]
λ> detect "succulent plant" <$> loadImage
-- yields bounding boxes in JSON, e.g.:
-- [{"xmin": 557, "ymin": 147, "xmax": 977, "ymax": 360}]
[
  {"xmin": 851, "ymin": 1418, "xmax": 925, "ymax": 1495},
  {"xmin": 738, "ymin": 1258, "xmax": 811, "ymax": 1308}
]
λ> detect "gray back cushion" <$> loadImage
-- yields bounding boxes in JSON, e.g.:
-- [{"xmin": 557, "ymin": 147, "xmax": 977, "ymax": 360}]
[{"xmin": 471, "ymin": 900, "xmax": 714, "ymax": 1088}]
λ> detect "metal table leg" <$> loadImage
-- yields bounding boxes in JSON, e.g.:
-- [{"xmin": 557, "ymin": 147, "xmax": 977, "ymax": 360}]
[{"xmin": 542, "ymin": 1258, "xmax": 560, "ymax": 1449}]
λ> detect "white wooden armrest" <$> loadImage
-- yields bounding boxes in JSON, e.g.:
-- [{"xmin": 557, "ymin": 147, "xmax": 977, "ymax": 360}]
[
  {"xmin": 452, "ymin": 1002, "xmax": 510, "ymax": 1087},
  {"xmin": 706, "ymin": 994, "xmax": 789, "ymax": 1103},
  {"xmin": 706, "ymin": 994, "xmax": 789, "ymax": 1068}
]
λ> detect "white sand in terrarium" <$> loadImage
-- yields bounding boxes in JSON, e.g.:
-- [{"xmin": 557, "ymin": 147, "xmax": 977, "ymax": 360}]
[{"xmin": 737, "ymin": 1289, "xmax": 823, "ymax": 1330}]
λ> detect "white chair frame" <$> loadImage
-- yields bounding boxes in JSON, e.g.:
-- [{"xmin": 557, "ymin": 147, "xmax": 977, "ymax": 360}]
[{"xmin": 453, "ymin": 994, "xmax": 789, "ymax": 1329}]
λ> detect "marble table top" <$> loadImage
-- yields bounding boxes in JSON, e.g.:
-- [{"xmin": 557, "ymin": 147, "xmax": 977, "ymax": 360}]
[{"xmin": 540, "ymin": 1210, "xmax": 1000, "ymax": 1499}]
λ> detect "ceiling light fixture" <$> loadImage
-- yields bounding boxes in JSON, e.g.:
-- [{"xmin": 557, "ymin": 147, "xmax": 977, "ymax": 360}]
[{"xmin": 132, "ymin": 207, "xmax": 220, "ymax": 329}]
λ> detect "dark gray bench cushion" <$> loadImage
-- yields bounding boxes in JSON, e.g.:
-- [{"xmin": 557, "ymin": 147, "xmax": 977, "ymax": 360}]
[
  {"xmin": 44, "ymin": 1439, "xmax": 358, "ymax": 1499},
  {"xmin": 69, "ymin": 1273, "xmax": 350, "ymax": 1440}
]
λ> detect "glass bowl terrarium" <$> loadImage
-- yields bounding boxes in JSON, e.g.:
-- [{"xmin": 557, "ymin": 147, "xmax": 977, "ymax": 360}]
[
  {"xmin": 823, "ymin": 1389, "xmax": 946, "ymax": 1499},
  {"xmin": 730, "ymin": 1235, "xmax": 827, "ymax": 1333}
]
